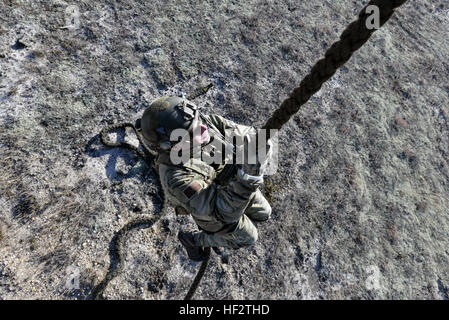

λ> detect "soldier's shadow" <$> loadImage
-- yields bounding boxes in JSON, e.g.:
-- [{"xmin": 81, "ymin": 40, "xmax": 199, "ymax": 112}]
[
  {"xmin": 84, "ymin": 130, "xmax": 153, "ymax": 184},
  {"xmin": 85, "ymin": 130, "xmax": 167, "ymax": 300}
]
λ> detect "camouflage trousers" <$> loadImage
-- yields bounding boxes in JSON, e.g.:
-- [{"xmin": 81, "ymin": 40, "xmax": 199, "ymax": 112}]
[{"xmin": 195, "ymin": 189, "xmax": 271, "ymax": 249}]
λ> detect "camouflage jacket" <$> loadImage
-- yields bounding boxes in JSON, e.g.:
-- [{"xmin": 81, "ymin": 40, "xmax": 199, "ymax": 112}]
[{"xmin": 156, "ymin": 114, "xmax": 262, "ymax": 232}]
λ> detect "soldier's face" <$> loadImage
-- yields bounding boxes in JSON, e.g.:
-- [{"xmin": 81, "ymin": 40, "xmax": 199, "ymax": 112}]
[
  {"xmin": 195, "ymin": 120, "xmax": 210, "ymax": 145},
  {"xmin": 171, "ymin": 118, "xmax": 210, "ymax": 152}
]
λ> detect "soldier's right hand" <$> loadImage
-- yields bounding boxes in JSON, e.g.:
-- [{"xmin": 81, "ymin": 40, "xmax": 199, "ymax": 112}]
[{"xmin": 238, "ymin": 132, "xmax": 271, "ymax": 180}]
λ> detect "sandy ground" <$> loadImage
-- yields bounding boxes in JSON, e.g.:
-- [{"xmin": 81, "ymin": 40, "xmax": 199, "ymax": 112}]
[{"xmin": 0, "ymin": 0, "xmax": 448, "ymax": 299}]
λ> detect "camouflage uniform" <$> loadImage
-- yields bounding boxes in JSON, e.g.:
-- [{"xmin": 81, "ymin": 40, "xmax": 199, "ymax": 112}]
[{"xmin": 156, "ymin": 114, "xmax": 271, "ymax": 249}]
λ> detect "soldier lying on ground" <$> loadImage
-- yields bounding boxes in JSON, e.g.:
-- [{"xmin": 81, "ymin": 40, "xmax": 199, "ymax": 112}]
[{"xmin": 139, "ymin": 96, "xmax": 272, "ymax": 261}]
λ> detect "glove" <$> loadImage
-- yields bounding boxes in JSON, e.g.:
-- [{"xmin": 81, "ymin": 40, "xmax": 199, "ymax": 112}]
[{"xmin": 237, "ymin": 131, "xmax": 272, "ymax": 181}]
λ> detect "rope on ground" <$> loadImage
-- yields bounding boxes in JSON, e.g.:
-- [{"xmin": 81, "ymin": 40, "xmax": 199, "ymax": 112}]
[
  {"xmin": 91, "ymin": 217, "xmax": 160, "ymax": 300},
  {"xmin": 263, "ymin": 0, "xmax": 408, "ymax": 131},
  {"xmin": 100, "ymin": 122, "xmax": 157, "ymax": 161},
  {"xmin": 184, "ymin": 247, "xmax": 211, "ymax": 300}
]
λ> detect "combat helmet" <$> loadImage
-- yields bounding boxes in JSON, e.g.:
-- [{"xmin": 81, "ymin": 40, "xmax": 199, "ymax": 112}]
[{"xmin": 140, "ymin": 96, "xmax": 199, "ymax": 151}]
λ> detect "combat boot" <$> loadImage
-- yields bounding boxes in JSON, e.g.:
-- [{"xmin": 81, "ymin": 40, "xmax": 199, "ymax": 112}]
[{"xmin": 178, "ymin": 230, "xmax": 207, "ymax": 262}]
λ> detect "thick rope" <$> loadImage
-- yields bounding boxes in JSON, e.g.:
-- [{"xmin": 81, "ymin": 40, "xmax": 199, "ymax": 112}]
[
  {"xmin": 92, "ymin": 126, "xmax": 164, "ymax": 299},
  {"xmin": 91, "ymin": 217, "xmax": 159, "ymax": 300},
  {"xmin": 217, "ymin": 0, "xmax": 409, "ymax": 184},
  {"xmin": 100, "ymin": 122, "xmax": 157, "ymax": 161},
  {"xmin": 184, "ymin": 247, "xmax": 211, "ymax": 300},
  {"xmin": 263, "ymin": 0, "xmax": 408, "ymax": 130}
]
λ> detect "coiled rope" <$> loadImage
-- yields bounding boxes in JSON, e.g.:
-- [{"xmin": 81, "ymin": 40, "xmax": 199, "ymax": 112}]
[
  {"xmin": 100, "ymin": 122, "xmax": 156, "ymax": 160},
  {"xmin": 91, "ymin": 217, "xmax": 160, "ymax": 299}
]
